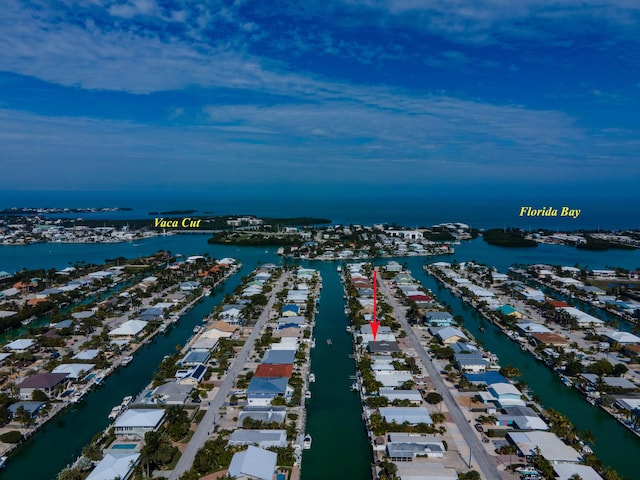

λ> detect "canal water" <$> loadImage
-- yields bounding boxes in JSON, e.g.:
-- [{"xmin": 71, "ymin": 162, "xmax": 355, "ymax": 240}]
[
  {"xmin": 301, "ymin": 263, "xmax": 372, "ymax": 480},
  {"xmin": 405, "ymin": 258, "xmax": 640, "ymax": 480}
]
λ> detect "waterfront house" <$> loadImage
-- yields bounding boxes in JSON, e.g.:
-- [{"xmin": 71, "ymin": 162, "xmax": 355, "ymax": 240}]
[
  {"xmin": 52, "ymin": 363, "xmax": 95, "ymax": 380},
  {"xmin": 434, "ymin": 326, "xmax": 468, "ymax": 344},
  {"xmin": 580, "ymin": 374, "xmax": 637, "ymax": 391},
  {"xmin": 254, "ymin": 364, "xmax": 293, "ymax": 379},
  {"xmin": 228, "ymin": 430, "xmax": 288, "ymax": 449},
  {"xmin": 374, "ymin": 371, "xmax": 415, "ymax": 388},
  {"xmin": 237, "ymin": 406, "xmax": 287, "ymax": 427},
  {"xmin": 423, "ymin": 312, "xmax": 454, "ymax": 327},
  {"xmin": 497, "ymin": 305, "xmax": 524, "ymax": 318},
  {"xmin": 17, "ymin": 372, "xmax": 69, "ymax": 400},
  {"xmin": 247, "ymin": 377, "xmax": 292, "ymax": 406},
  {"xmin": 4, "ymin": 338, "xmax": 36, "ymax": 353},
  {"xmin": 379, "ymin": 389, "xmax": 422, "ymax": 404},
  {"xmin": 507, "ymin": 431, "xmax": 581, "ymax": 463},
  {"xmin": 262, "ymin": 349, "xmax": 296, "ymax": 365},
  {"xmin": 281, "ymin": 304, "xmax": 300, "ymax": 316},
  {"xmin": 220, "ymin": 305, "xmax": 243, "ymax": 324},
  {"xmin": 179, "ymin": 281, "xmax": 201, "ymax": 291},
  {"xmin": 554, "ymin": 464, "xmax": 604, "ymax": 480},
  {"xmin": 176, "ymin": 364, "xmax": 207, "ymax": 386},
  {"xmin": 149, "ymin": 381, "xmax": 193, "ymax": 405},
  {"xmin": 530, "ymin": 332, "xmax": 570, "ymax": 348},
  {"xmin": 455, "ymin": 353, "xmax": 489, "ymax": 373},
  {"xmin": 108, "ymin": 319, "xmax": 148, "ymax": 340},
  {"xmin": 86, "ymin": 452, "xmax": 140, "ymax": 480},
  {"xmin": 73, "ymin": 349, "xmax": 100, "ymax": 361},
  {"xmin": 558, "ymin": 307, "xmax": 605, "ymax": 328},
  {"xmin": 516, "ymin": 321, "xmax": 551, "ymax": 336},
  {"xmin": 114, "ymin": 409, "xmax": 165, "ymax": 440},
  {"xmin": 179, "ymin": 351, "xmax": 210, "ymax": 367},
  {"xmin": 396, "ymin": 462, "xmax": 458, "ymax": 480},
  {"xmin": 8, "ymin": 401, "xmax": 45, "ymax": 419},
  {"xmin": 228, "ymin": 445, "xmax": 277, "ymax": 480},
  {"xmin": 496, "ymin": 405, "xmax": 548, "ymax": 430},
  {"xmin": 478, "ymin": 382, "xmax": 525, "ymax": 407},
  {"xmin": 368, "ymin": 341, "xmax": 401, "ymax": 355},
  {"xmin": 277, "ymin": 316, "xmax": 306, "ymax": 330},
  {"xmin": 379, "ymin": 407, "xmax": 432, "ymax": 425},
  {"xmin": 603, "ymin": 330, "xmax": 640, "ymax": 345},
  {"xmin": 463, "ymin": 372, "xmax": 509, "ymax": 386},
  {"xmin": 386, "ymin": 433, "xmax": 446, "ymax": 460}
]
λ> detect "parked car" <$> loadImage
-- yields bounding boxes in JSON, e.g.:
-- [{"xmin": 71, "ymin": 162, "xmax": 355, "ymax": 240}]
[{"xmin": 474, "ymin": 424, "xmax": 484, "ymax": 432}]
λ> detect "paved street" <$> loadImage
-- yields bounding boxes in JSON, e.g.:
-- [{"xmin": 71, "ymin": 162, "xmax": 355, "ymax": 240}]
[
  {"xmin": 170, "ymin": 272, "xmax": 289, "ymax": 479},
  {"xmin": 376, "ymin": 268, "xmax": 502, "ymax": 480}
]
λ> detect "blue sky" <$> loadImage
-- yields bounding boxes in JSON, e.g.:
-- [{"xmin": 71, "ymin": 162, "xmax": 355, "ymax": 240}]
[{"xmin": 1, "ymin": 0, "xmax": 640, "ymax": 200}]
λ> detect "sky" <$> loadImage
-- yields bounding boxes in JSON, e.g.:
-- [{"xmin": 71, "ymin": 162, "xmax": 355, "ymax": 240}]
[{"xmin": 1, "ymin": 0, "xmax": 640, "ymax": 202}]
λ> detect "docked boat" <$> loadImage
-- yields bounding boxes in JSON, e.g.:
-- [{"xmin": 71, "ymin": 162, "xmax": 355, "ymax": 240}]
[
  {"xmin": 351, "ymin": 382, "xmax": 359, "ymax": 392},
  {"xmin": 337, "ymin": 265, "xmax": 342, "ymax": 272},
  {"xmin": 346, "ymin": 326, "xmax": 352, "ymax": 334},
  {"xmin": 305, "ymin": 390, "xmax": 312, "ymax": 399},
  {"xmin": 108, "ymin": 405, "xmax": 122, "ymax": 420},
  {"xmin": 0, "ymin": 456, "xmax": 7, "ymax": 469},
  {"xmin": 158, "ymin": 323, "xmax": 168, "ymax": 333},
  {"xmin": 326, "ymin": 339, "xmax": 332, "ymax": 345},
  {"xmin": 121, "ymin": 395, "xmax": 133, "ymax": 407},
  {"xmin": 121, "ymin": 356, "xmax": 133, "ymax": 366},
  {"xmin": 303, "ymin": 434, "xmax": 312, "ymax": 449},
  {"xmin": 193, "ymin": 325, "xmax": 202, "ymax": 334},
  {"xmin": 308, "ymin": 373, "xmax": 315, "ymax": 383}
]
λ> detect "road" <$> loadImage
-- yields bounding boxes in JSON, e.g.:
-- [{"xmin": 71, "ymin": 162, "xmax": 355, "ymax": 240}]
[
  {"xmin": 170, "ymin": 272, "xmax": 289, "ymax": 479},
  {"xmin": 375, "ymin": 268, "xmax": 502, "ymax": 480}
]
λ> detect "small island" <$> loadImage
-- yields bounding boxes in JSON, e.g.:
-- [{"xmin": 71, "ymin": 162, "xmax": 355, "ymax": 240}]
[{"xmin": 482, "ymin": 228, "xmax": 538, "ymax": 247}]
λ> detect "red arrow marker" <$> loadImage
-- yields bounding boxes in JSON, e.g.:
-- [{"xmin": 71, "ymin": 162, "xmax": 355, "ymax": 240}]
[{"xmin": 369, "ymin": 268, "xmax": 380, "ymax": 341}]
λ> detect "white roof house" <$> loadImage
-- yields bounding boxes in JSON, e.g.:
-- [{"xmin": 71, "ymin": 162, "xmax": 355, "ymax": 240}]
[
  {"xmin": 73, "ymin": 349, "xmax": 100, "ymax": 361},
  {"xmin": 228, "ymin": 430, "xmax": 288, "ymax": 449},
  {"xmin": 379, "ymin": 407, "xmax": 433, "ymax": 425},
  {"xmin": 559, "ymin": 307, "xmax": 605, "ymax": 328},
  {"xmin": 86, "ymin": 452, "xmax": 140, "ymax": 480},
  {"xmin": 508, "ymin": 431, "xmax": 581, "ymax": 463},
  {"xmin": 603, "ymin": 330, "xmax": 640, "ymax": 345},
  {"xmin": 554, "ymin": 464, "xmax": 603, "ymax": 480},
  {"xmin": 4, "ymin": 339, "xmax": 36, "ymax": 351},
  {"xmin": 114, "ymin": 409, "xmax": 165, "ymax": 439},
  {"xmin": 52, "ymin": 363, "xmax": 95, "ymax": 380},
  {"xmin": 228, "ymin": 445, "xmax": 277, "ymax": 480},
  {"xmin": 108, "ymin": 320, "xmax": 148, "ymax": 339}
]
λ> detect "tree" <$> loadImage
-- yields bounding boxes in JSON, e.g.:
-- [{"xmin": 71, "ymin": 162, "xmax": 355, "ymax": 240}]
[
  {"xmin": 565, "ymin": 359, "xmax": 584, "ymax": 376},
  {"xmin": 612, "ymin": 363, "xmax": 628, "ymax": 377},
  {"xmin": 459, "ymin": 471, "xmax": 481, "ymax": 480},
  {"xmin": 586, "ymin": 359, "xmax": 614, "ymax": 376},
  {"xmin": 32, "ymin": 389, "xmax": 48, "ymax": 402},
  {"xmin": 425, "ymin": 392, "xmax": 443, "ymax": 405}
]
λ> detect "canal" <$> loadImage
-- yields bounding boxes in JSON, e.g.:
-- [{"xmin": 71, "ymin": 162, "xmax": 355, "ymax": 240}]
[
  {"xmin": 406, "ymin": 258, "xmax": 640, "ymax": 480},
  {"xmin": 301, "ymin": 263, "xmax": 372, "ymax": 480}
]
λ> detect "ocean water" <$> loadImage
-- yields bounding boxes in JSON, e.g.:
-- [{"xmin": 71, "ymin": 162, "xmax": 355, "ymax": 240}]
[{"xmin": 3, "ymin": 189, "xmax": 639, "ymax": 230}]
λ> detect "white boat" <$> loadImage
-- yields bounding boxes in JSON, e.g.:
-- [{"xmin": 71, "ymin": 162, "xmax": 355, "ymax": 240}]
[
  {"xmin": 108, "ymin": 406, "xmax": 122, "ymax": 420},
  {"xmin": 121, "ymin": 395, "xmax": 133, "ymax": 407},
  {"xmin": 158, "ymin": 324, "xmax": 167, "ymax": 333},
  {"xmin": 303, "ymin": 434, "xmax": 312, "ymax": 449},
  {"xmin": 346, "ymin": 326, "xmax": 352, "ymax": 333},
  {"xmin": 121, "ymin": 356, "xmax": 133, "ymax": 366},
  {"xmin": 326, "ymin": 339, "xmax": 332, "ymax": 345},
  {"xmin": 351, "ymin": 382, "xmax": 359, "ymax": 392},
  {"xmin": 305, "ymin": 390, "xmax": 312, "ymax": 399},
  {"xmin": 0, "ymin": 456, "xmax": 7, "ymax": 469},
  {"xmin": 193, "ymin": 325, "xmax": 202, "ymax": 334},
  {"xmin": 308, "ymin": 373, "xmax": 316, "ymax": 383},
  {"xmin": 337, "ymin": 265, "xmax": 341, "ymax": 272}
]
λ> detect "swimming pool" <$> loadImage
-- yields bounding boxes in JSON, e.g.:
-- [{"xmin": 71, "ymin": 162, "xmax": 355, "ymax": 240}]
[{"xmin": 111, "ymin": 444, "xmax": 137, "ymax": 450}]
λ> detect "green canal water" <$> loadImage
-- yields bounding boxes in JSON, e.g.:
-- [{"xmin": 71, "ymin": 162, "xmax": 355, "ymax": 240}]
[
  {"xmin": 407, "ymin": 259, "xmax": 640, "ymax": 480},
  {"xmin": 301, "ymin": 263, "xmax": 372, "ymax": 480}
]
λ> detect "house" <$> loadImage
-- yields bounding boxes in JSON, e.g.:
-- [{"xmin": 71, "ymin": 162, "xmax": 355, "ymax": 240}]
[
  {"xmin": 179, "ymin": 351, "xmax": 210, "ymax": 367},
  {"xmin": 396, "ymin": 462, "xmax": 458, "ymax": 480},
  {"xmin": 228, "ymin": 445, "xmax": 277, "ymax": 480},
  {"xmin": 247, "ymin": 377, "xmax": 292, "ymax": 406},
  {"xmin": 497, "ymin": 305, "xmax": 524, "ymax": 318},
  {"xmin": 478, "ymin": 382, "xmax": 525, "ymax": 407},
  {"xmin": 4, "ymin": 338, "xmax": 36, "ymax": 353},
  {"xmin": 554, "ymin": 464, "xmax": 604, "ymax": 480},
  {"xmin": 386, "ymin": 433, "xmax": 446, "ymax": 460},
  {"xmin": 179, "ymin": 281, "xmax": 201, "ymax": 291},
  {"xmin": 108, "ymin": 319, "xmax": 148, "ymax": 340},
  {"xmin": 176, "ymin": 364, "xmax": 208, "ymax": 386},
  {"xmin": 530, "ymin": 332, "xmax": 570, "ymax": 348},
  {"xmin": 379, "ymin": 389, "xmax": 422, "ymax": 404},
  {"xmin": 580, "ymin": 374, "xmax": 636, "ymax": 391},
  {"xmin": 262, "ymin": 350, "xmax": 296, "ymax": 365},
  {"xmin": 496, "ymin": 405, "xmax": 548, "ymax": 430},
  {"xmin": 455, "ymin": 353, "xmax": 490, "ymax": 373},
  {"xmin": 228, "ymin": 430, "xmax": 288, "ymax": 449},
  {"xmin": 375, "ymin": 371, "xmax": 414, "ymax": 388},
  {"xmin": 434, "ymin": 326, "xmax": 468, "ymax": 344},
  {"xmin": 52, "ymin": 363, "xmax": 95, "ymax": 380},
  {"xmin": 8, "ymin": 401, "xmax": 45, "ymax": 419},
  {"xmin": 603, "ymin": 330, "xmax": 640, "ymax": 345},
  {"xmin": 379, "ymin": 407, "xmax": 432, "ymax": 425},
  {"xmin": 368, "ymin": 341, "xmax": 400, "ymax": 355},
  {"xmin": 423, "ymin": 312, "xmax": 455, "ymax": 327},
  {"xmin": 281, "ymin": 304, "xmax": 300, "ymax": 316},
  {"xmin": 220, "ymin": 305, "xmax": 244, "ymax": 324},
  {"xmin": 516, "ymin": 321, "xmax": 551, "ymax": 336},
  {"xmin": 507, "ymin": 431, "xmax": 581, "ymax": 463},
  {"xmin": 73, "ymin": 349, "xmax": 100, "ymax": 361},
  {"xmin": 86, "ymin": 452, "xmax": 140, "ymax": 480},
  {"xmin": 114, "ymin": 409, "xmax": 165, "ymax": 439},
  {"xmin": 17, "ymin": 372, "xmax": 69, "ymax": 400},
  {"xmin": 254, "ymin": 364, "xmax": 293, "ymax": 379},
  {"xmin": 237, "ymin": 406, "xmax": 287, "ymax": 427},
  {"xmin": 149, "ymin": 381, "xmax": 193, "ymax": 405},
  {"xmin": 558, "ymin": 307, "xmax": 605, "ymax": 328}
]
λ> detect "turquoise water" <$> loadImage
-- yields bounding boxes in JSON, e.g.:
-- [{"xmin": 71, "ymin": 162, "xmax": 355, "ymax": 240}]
[{"xmin": 111, "ymin": 444, "xmax": 136, "ymax": 450}]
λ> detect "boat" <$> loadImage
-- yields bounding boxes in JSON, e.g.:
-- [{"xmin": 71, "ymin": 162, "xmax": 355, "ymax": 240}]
[
  {"xmin": 515, "ymin": 466, "xmax": 540, "ymax": 475},
  {"xmin": 0, "ymin": 456, "xmax": 7, "ymax": 469},
  {"xmin": 94, "ymin": 375, "xmax": 105, "ymax": 385},
  {"xmin": 346, "ymin": 326, "xmax": 352, "ymax": 333},
  {"xmin": 303, "ymin": 434, "xmax": 312, "ymax": 449},
  {"xmin": 351, "ymin": 382, "xmax": 359, "ymax": 392},
  {"xmin": 308, "ymin": 373, "xmax": 315, "ymax": 383},
  {"xmin": 337, "ymin": 265, "xmax": 342, "ymax": 272},
  {"xmin": 326, "ymin": 339, "xmax": 332, "ymax": 345},
  {"xmin": 310, "ymin": 338, "xmax": 316, "ymax": 349},
  {"xmin": 121, "ymin": 395, "xmax": 133, "ymax": 407},
  {"xmin": 158, "ymin": 324, "xmax": 167, "ymax": 333},
  {"xmin": 193, "ymin": 325, "xmax": 202, "ymax": 334},
  {"xmin": 121, "ymin": 356, "xmax": 133, "ymax": 366},
  {"xmin": 108, "ymin": 405, "xmax": 122, "ymax": 420},
  {"xmin": 305, "ymin": 390, "xmax": 312, "ymax": 399}
]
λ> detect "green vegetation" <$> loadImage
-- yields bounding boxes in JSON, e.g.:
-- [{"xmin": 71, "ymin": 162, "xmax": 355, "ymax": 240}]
[
  {"xmin": 483, "ymin": 229, "xmax": 537, "ymax": 248},
  {"xmin": 0, "ymin": 430, "xmax": 22, "ymax": 443}
]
